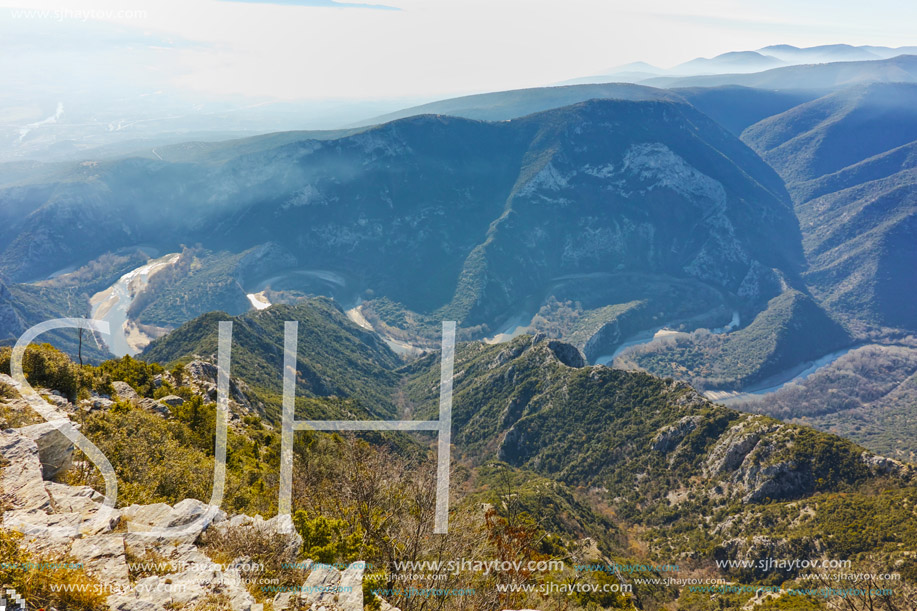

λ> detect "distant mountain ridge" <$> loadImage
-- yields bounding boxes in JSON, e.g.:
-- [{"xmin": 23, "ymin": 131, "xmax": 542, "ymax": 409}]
[
  {"xmin": 672, "ymin": 50, "xmax": 785, "ymax": 75},
  {"xmin": 0, "ymin": 98, "xmax": 802, "ymax": 347},
  {"xmin": 742, "ymin": 82, "xmax": 917, "ymax": 332},
  {"xmin": 556, "ymin": 44, "xmax": 917, "ymax": 88},
  {"xmin": 759, "ymin": 43, "xmax": 917, "ymax": 63},
  {"xmin": 642, "ymin": 54, "xmax": 917, "ymax": 90},
  {"xmin": 376, "ymin": 49, "xmax": 917, "ymax": 124},
  {"xmin": 353, "ymin": 82, "xmax": 682, "ymax": 125}
]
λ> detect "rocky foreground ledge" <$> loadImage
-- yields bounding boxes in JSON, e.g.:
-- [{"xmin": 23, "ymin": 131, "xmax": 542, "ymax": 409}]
[{"xmin": 0, "ymin": 372, "xmax": 396, "ymax": 611}]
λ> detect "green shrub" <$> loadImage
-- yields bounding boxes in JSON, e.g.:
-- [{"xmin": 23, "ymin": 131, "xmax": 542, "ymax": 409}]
[
  {"xmin": 0, "ymin": 380, "xmax": 14, "ymax": 399},
  {"xmin": 96, "ymin": 355, "xmax": 164, "ymax": 397},
  {"xmin": 292, "ymin": 510, "xmax": 362, "ymax": 564},
  {"xmin": 0, "ymin": 344, "xmax": 81, "ymax": 399}
]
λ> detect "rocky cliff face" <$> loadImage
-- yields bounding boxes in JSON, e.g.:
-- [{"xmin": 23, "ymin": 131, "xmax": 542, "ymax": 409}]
[{"xmin": 0, "ymin": 100, "xmax": 801, "ymax": 338}]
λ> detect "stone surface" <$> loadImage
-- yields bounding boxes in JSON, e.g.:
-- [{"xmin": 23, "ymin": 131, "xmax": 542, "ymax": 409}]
[
  {"xmin": 862, "ymin": 452, "xmax": 908, "ymax": 476},
  {"xmin": 17, "ymin": 420, "xmax": 76, "ymax": 479},
  {"xmin": 122, "ymin": 502, "xmax": 174, "ymax": 530},
  {"xmin": 41, "ymin": 392, "xmax": 73, "ymax": 412},
  {"xmin": 1, "ymin": 430, "xmax": 117, "ymax": 541},
  {"xmin": 652, "ymin": 415, "xmax": 703, "ymax": 453},
  {"xmin": 45, "ymin": 481, "xmax": 104, "ymax": 512},
  {"xmin": 123, "ymin": 498, "xmax": 225, "ymax": 550},
  {"xmin": 152, "ymin": 373, "xmax": 172, "ymax": 389},
  {"xmin": 107, "ymin": 598, "xmax": 167, "ymax": 611},
  {"xmin": 137, "ymin": 398, "xmax": 170, "ymax": 417},
  {"xmin": 111, "ymin": 381, "xmax": 140, "ymax": 402},
  {"xmin": 108, "ymin": 565, "xmax": 257, "ymax": 611},
  {"xmin": 80, "ymin": 395, "xmax": 116, "ymax": 413},
  {"xmin": 71, "ymin": 533, "xmax": 130, "ymax": 586},
  {"xmin": 43, "ymin": 481, "xmax": 121, "ymax": 535},
  {"xmin": 0, "ymin": 430, "xmax": 52, "ymax": 514},
  {"xmin": 273, "ymin": 590, "xmax": 296, "ymax": 610},
  {"xmin": 184, "ymin": 360, "xmax": 258, "ymax": 414},
  {"xmin": 4, "ymin": 510, "xmax": 83, "ymax": 539},
  {"xmin": 297, "ymin": 560, "xmax": 365, "ymax": 611},
  {"xmin": 0, "ymin": 378, "xmax": 298, "ymax": 611},
  {"xmin": 546, "ymin": 339, "xmax": 585, "ymax": 368}
]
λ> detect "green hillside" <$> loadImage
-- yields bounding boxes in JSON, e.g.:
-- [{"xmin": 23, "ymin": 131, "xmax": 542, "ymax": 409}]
[
  {"xmin": 398, "ymin": 331, "xmax": 917, "ymax": 587},
  {"xmin": 742, "ymin": 82, "xmax": 917, "ymax": 333},
  {"xmin": 733, "ymin": 344, "xmax": 917, "ymax": 460},
  {"xmin": 142, "ymin": 297, "xmax": 402, "ymax": 420}
]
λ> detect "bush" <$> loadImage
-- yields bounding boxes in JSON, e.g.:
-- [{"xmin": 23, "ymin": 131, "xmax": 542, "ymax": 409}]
[
  {"xmin": 78, "ymin": 406, "xmax": 218, "ymax": 505},
  {"xmin": 292, "ymin": 510, "xmax": 362, "ymax": 564},
  {"xmin": 0, "ymin": 380, "xmax": 14, "ymax": 399},
  {"xmin": 0, "ymin": 344, "xmax": 81, "ymax": 399},
  {"xmin": 96, "ymin": 355, "xmax": 164, "ymax": 398}
]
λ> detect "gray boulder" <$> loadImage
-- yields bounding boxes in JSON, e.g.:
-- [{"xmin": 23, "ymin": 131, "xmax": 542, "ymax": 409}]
[
  {"xmin": 123, "ymin": 498, "xmax": 225, "ymax": 547},
  {"xmin": 17, "ymin": 420, "xmax": 76, "ymax": 479},
  {"xmin": 212, "ymin": 513, "xmax": 303, "ymax": 562},
  {"xmin": 111, "ymin": 381, "xmax": 140, "ymax": 402},
  {"xmin": 862, "ymin": 452, "xmax": 908, "ymax": 476},
  {"xmin": 297, "ymin": 560, "xmax": 365, "ymax": 611},
  {"xmin": 79, "ymin": 393, "xmax": 116, "ymax": 413},
  {"xmin": 45, "ymin": 481, "xmax": 120, "ymax": 535},
  {"xmin": 158, "ymin": 395, "xmax": 185, "ymax": 407},
  {"xmin": 137, "ymin": 398, "xmax": 170, "ymax": 417},
  {"xmin": 184, "ymin": 360, "xmax": 259, "ymax": 414}
]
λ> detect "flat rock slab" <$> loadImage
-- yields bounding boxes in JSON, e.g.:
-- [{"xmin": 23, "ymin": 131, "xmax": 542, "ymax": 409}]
[
  {"xmin": 71, "ymin": 533, "xmax": 130, "ymax": 586},
  {"xmin": 0, "ymin": 430, "xmax": 52, "ymax": 514}
]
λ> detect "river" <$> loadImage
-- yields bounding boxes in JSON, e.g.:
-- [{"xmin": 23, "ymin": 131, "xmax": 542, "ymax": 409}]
[
  {"xmin": 592, "ymin": 310, "xmax": 740, "ymax": 366},
  {"xmin": 591, "ymin": 309, "xmax": 857, "ymax": 403},
  {"xmin": 704, "ymin": 346, "xmax": 860, "ymax": 404},
  {"xmin": 344, "ymin": 302, "xmax": 423, "ymax": 356},
  {"xmin": 90, "ymin": 253, "xmax": 180, "ymax": 357}
]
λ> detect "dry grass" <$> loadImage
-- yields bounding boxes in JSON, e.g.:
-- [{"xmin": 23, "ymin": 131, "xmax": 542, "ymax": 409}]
[
  {"xmin": 0, "ymin": 529, "xmax": 108, "ymax": 611},
  {"xmin": 199, "ymin": 520, "xmax": 308, "ymax": 603}
]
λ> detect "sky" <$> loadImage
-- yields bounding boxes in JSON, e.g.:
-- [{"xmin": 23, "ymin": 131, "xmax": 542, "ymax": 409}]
[{"xmin": 2, "ymin": 0, "xmax": 916, "ymax": 103}]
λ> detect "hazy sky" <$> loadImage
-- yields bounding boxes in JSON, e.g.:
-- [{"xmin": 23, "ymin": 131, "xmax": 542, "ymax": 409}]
[{"xmin": 3, "ymin": 0, "xmax": 917, "ymax": 101}]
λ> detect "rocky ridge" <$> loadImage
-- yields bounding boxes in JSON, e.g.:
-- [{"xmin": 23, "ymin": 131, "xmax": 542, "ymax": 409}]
[{"xmin": 0, "ymin": 372, "xmax": 385, "ymax": 611}]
